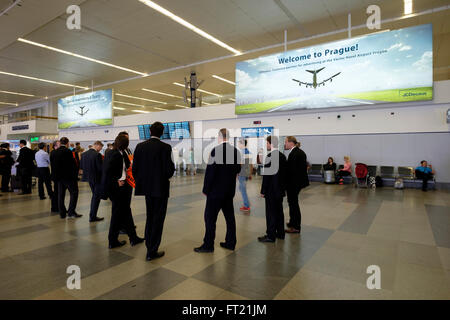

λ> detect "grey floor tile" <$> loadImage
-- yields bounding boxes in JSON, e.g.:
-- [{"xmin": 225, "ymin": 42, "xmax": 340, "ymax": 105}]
[
  {"xmin": 0, "ymin": 224, "xmax": 49, "ymax": 239},
  {"xmin": 425, "ymin": 204, "xmax": 450, "ymax": 248},
  {"xmin": 339, "ymin": 201, "xmax": 382, "ymax": 234}
]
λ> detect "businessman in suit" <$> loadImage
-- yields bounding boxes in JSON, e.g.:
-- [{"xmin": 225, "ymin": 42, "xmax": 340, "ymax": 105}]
[
  {"xmin": 51, "ymin": 137, "xmax": 81, "ymax": 219},
  {"xmin": 100, "ymin": 134, "xmax": 144, "ymax": 249},
  {"xmin": 194, "ymin": 128, "xmax": 242, "ymax": 253},
  {"xmin": 49, "ymin": 141, "xmax": 60, "ymax": 212},
  {"xmin": 80, "ymin": 140, "xmax": 104, "ymax": 222},
  {"xmin": 259, "ymin": 135, "xmax": 287, "ymax": 242},
  {"xmin": 133, "ymin": 122, "xmax": 175, "ymax": 261},
  {"xmin": 16, "ymin": 140, "xmax": 35, "ymax": 195},
  {"xmin": 284, "ymin": 136, "xmax": 309, "ymax": 234}
]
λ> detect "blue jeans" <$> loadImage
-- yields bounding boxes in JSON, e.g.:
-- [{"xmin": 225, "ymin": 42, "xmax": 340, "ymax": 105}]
[{"xmin": 238, "ymin": 176, "xmax": 250, "ymax": 208}]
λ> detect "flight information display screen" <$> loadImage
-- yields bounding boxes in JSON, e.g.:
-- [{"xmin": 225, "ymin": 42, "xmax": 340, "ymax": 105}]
[{"xmin": 138, "ymin": 122, "xmax": 190, "ymax": 140}]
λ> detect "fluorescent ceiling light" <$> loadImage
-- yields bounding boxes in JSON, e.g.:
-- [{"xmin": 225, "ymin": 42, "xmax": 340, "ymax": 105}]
[
  {"xmin": 132, "ymin": 109, "xmax": 151, "ymax": 113},
  {"xmin": 0, "ymin": 90, "xmax": 35, "ymax": 97},
  {"xmin": 153, "ymin": 107, "xmax": 168, "ymax": 111},
  {"xmin": 115, "ymin": 100, "xmax": 145, "ymax": 107},
  {"xmin": 173, "ymin": 82, "xmax": 222, "ymax": 97},
  {"xmin": 0, "ymin": 70, "xmax": 88, "ymax": 89},
  {"xmin": 142, "ymin": 88, "xmax": 182, "ymax": 99},
  {"xmin": 175, "ymin": 104, "xmax": 189, "ymax": 109},
  {"xmin": 116, "ymin": 93, "xmax": 167, "ymax": 104},
  {"xmin": 212, "ymin": 75, "xmax": 235, "ymax": 85},
  {"xmin": 113, "ymin": 107, "xmax": 126, "ymax": 110},
  {"xmin": 404, "ymin": 0, "xmax": 413, "ymax": 15},
  {"xmin": 18, "ymin": 38, "xmax": 148, "ymax": 76},
  {"xmin": 138, "ymin": 0, "xmax": 241, "ymax": 55},
  {"xmin": 0, "ymin": 101, "xmax": 18, "ymax": 106},
  {"xmin": 229, "ymin": 98, "xmax": 236, "ymax": 102}
]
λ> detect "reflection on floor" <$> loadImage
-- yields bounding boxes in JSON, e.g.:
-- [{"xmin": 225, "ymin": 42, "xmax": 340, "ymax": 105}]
[{"xmin": 0, "ymin": 174, "xmax": 449, "ymax": 300}]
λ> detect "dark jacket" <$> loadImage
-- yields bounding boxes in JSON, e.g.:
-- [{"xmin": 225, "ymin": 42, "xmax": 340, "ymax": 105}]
[
  {"xmin": 202, "ymin": 142, "xmax": 242, "ymax": 199},
  {"xmin": 286, "ymin": 147, "xmax": 309, "ymax": 190},
  {"xmin": 99, "ymin": 149, "xmax": 129, "ymax": 200},
  {"xmin": 80, "ymin": 149, "xmax": 103, "ymax": 184},
  {"xmin": 323, "ymin": 162, "xmax": 336, "ymax": 171},
  {"xmin": 261, "ymin": 150, "xmax": 287, "ymax": 198},
  {"xmin": 132, "ymin": 138, "xmax": 175, "ymax": 198},
  {"xmin": 17, "ymin": 147, "xmax": 35, "ymax": 170},
  {"xmin": 0, "ymin": 149, "xmax": 14, "ymax": 174},
  {"xmin": 50, "ymin": 145, "xmax": 78, "ymax": 181}
]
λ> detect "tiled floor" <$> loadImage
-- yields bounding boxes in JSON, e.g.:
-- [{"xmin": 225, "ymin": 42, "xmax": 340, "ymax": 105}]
[{"xmin": 0, "ymin": 174, "xmax": 449, "ymax": 300}]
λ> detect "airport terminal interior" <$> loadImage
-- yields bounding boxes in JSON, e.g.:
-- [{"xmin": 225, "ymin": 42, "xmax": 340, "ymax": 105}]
[{"xmin": 0, "ymin": 0, "xmax": 449, "ymax": 301}]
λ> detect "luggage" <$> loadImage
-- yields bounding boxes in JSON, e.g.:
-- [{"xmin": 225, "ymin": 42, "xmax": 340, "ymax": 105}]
[
  {"xmin": 324, "ymin": 170, "xmax": 335, "ymax": 184},
  {"xmin": 375, "ymin": 176, "xmax": 383, "ymax": 188},
  {"xmin": 394, "ymin": 178, "xmax": 404, "ymax": 189},
  {"xmin": 10, "ymin": 175, "xmax": 22, "ymax": 191},
  {"xmin": 368, "ymin": 176, "xmax": 376, "ymax": 189}
]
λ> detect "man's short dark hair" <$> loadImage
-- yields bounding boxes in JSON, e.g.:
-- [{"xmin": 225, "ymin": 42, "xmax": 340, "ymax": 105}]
[
  {"xmin": 219, "ymin": 128, "xmax": 229, "ymax": 140},
  {"xmin": 267, "ymin": 135, "xmax": 278, "ymax": 147},
  {"xmin": 1, "ymin": 143, "xmax": 9, "ymax": 148},
  {"xmin": 75, "ymin": 142, "xmax": 80, "ymax": 146},
  {"xmin": 113, "ymin": 134, "xmax": 129, "ymax": 151},
  {"xmin": 93, "ymin": 140, "xmax": 104, "ymax": 147},
  {"xmin": 20, "ymin": 139, "xmax": 27, "ymax": 145},
  {"xmin": 60, "ymin": 137, "xmax": 69, "ymax": 145},
  {"xmin": 421, "ymin": 160, "xmax": 427, "ymax": 165},
  {"xmin": 38, "ymin": 142, "xmax": 46, "ymax": 150},
  {"xmin": 150, "ymin": 122, "xmax": 164, "ymax": 138},
  {"xmin": 118, "ymin": 131, "xmax": 129, "ymax": 136}
]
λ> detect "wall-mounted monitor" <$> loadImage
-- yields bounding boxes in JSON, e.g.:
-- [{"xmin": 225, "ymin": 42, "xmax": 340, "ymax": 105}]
[
  {"xmin": 235, "ymin": 24, "xmax": 433, "ymax": 115},
  {"xmin": 242, "ymin": 127, "xmax": 274, "ymax": 137},
  {"xmin": 58, "ymin": 89, "xmax": 113, "ymax": 129},
  {"xmin": 137, "ymin": 121, "xmax": 190, "ymax": 140}
]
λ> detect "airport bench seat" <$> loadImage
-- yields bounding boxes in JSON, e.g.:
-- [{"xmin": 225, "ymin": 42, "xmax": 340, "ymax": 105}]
[{"xmin": 308, "ymin": 164, "xmax": 323, "ymax": 182}]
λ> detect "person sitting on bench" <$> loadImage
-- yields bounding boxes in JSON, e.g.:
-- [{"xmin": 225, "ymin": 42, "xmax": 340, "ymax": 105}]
[
  {"xmin": 323, "ymin": 157, "xmax": 336, "ymax": 172},
  {"xmin": 336, "ymin": 156, "xmax": 352, "ymax": 185},
  {"xmin": 415, "ymin": 160, "xmax": 435, "ymax": 191}
]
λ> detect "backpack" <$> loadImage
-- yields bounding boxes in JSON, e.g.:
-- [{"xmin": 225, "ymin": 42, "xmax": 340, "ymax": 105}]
[
  {"xmin": 375, "ymin": 176, "xmax": 383, "ymax": 188},
  {"xmin": 368, "ymin": 176, "xmax": 376, "ymax": 188},
  {"xmin": 394, "ymin": 178, "xmax": 404, "ymax": 189}
]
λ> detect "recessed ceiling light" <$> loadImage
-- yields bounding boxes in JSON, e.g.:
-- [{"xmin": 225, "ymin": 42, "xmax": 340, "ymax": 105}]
[
  {"xmin": 115, "ymin": 101, "xmax": 145, "ymax": 107},
  {"xmin": 0, "ymin": 70, "xmax": 88, "ymax": 89},
  {"xmin": 212, "ymin": 75, "xmax": 235, "ymax": 85},
  {"xmin": 116, "ymin": 93, "xmax": 167, "ymax": 104},
  {"xmin": 132, "ymin": 109, "xmax": 151, "ymax": 113},
  {"xmin": 175, "ymin": 104, "xmax": 190, "ymax": 109},
  {"xmin": 18, "ymin": 38, "xmax": 148, "ymax": 76},
  {"xmin": 138, "ymin": 0, "xmax": 241, "ymax": 55},
  {"xmin": 113, "ymin": 107, "xmax": 126, "ymax": 110},
  {"xmin": 142, "ymin": 88, "xmax": 183, "ymax": 99},
  {"xmin": 0, "ymin": 101, "xmax": 18, "ymax": 106},
  {"xmin": 173, "ymin": 82, "xmax": 222, "ymax": 97},
  {"xmin": 229, "ymin": 98, "xmax": 236, "ymax": 102},
  {"xmin": 153, "ymin": 107, "xmax": 168, "ymax": 111},
  {"xmin": 404, "ymin": 0, "xmax": 413, "ymax": 15},
  {"xmin": 0, "ymin": 90, "xmax": 35, "ymax": 97}
]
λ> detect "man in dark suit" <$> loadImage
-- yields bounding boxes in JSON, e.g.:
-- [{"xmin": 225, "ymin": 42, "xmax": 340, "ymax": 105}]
[
  {"xmin": 51, "ymin": 137, "xmax": 82, "ymax": 219},
  {"xmin": 16, "ymin": 140, "xmax": 35, "ymax": 195},
  {"xmin": 49, "ymin": 141, "xmax": 60, "ymax": 212},
  {"xmin": 0, "ymin": 143, "xmax": 14, "ymax": 192},
  {"xmin": 284, "ymin": 136, "xmax": 309, "ymax": 234},
  {"xmin": 133, "ymin": 122, "xmax": 175, "ymax": 261},
  {"xmin": 194, "ymin": 128, "xmax": 241, "ymax": 253},
  {"xmin": 80, "ymin": 140, "xmax": 104, "ymax": 222},
  {"xmin": 259, "ymin": 136, "xmax": 287, "ymax": 242}
]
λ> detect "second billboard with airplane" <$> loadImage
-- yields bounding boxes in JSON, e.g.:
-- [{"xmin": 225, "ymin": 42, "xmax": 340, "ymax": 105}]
[{"xmin": 235, "ymin": 24, "xmax": 433, "ymax": 115}]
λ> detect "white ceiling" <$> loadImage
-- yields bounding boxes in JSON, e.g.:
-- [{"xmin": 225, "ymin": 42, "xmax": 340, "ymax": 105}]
[{"xmin": 0, "ymin": 0, "xmax": 448, "ymax": 115}]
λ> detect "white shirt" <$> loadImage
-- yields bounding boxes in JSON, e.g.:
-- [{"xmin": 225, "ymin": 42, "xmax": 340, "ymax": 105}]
[
  {"xmin": 35, "ymin": 149, "xmax": 50, "ymax": 168},
  {"xmin": 119, "ymin": 150, "xmax": 127, "ymax": 181}
]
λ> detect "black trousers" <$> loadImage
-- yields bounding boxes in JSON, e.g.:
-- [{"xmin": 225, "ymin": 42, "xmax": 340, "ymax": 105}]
[
  {"xmin": 1, "ymin": 171, "xmax": 11, "ymax": 191},
  {"xmin": 88, "ymin": 181, "xmax": 102, "ymax": 220},
  {"xmin": 58, "ymin": 180, "xmax": 79, "ymax": 217},
  {"xmin": 415, "ymin": 171, "xmax": 433, "ymax": 190},
  {"xmin": 109, "ymin": 184, "xmax": 137, "ymax": 244},
  {"xmin": 336, "ymin": 170, "xmax": 351, "ymax": 182},
  {"xmin": 203, "ymin": 196, "xmax": 236, "ymax": 249},
  {"xmin": 145, "ymin": 196, "xmax": 168, "ymax": 254},
  {"xmin": 287, "ymin": 187, "xmax": 301, "ymax": 230},
  {"xmin": 51, "ymin": 180, "xmax": 59, "ymax": 212},
  {"xmin": 37, "ymin": 167, "xmax": 54, "ymax": 199},
  {"xmin": 265, "ymin": 196, "xmax": 285, "ymax": 240},
  {"xmin": 20, "ymin": 168, "xmax": 32, "ymax": 193}
]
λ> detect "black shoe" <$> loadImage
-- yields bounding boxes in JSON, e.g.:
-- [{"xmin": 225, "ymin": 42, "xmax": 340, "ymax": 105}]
[
  {"xmin": 258, "ymin": 235, "xmax": 275, "ymax": 243},
  {"xmin": 130, "ymin": 236, "xmax": 145, "ymax": 247},
  {"xmin": 109, "ymin": 240, "xmax": 126, "ymax": 249},
  {"xmin": 285, "ymin": 227, "xmax": 301, "ymax": 234},
  {"xmin": 60, "ymin": 215, "xmax": 67, "ymax": 219},
  {"xmin": 89, "ymin": 217, "xmax": 104, "ymax": 222},
  {"xmin": 276, "ymin": 235, "xmax": 285, "ymax": 240},
  {"xmin": 220, "ymin": 242, "xmax": 235, "ymax": 251},
  {"xmin": 40, "ymin": 197, "xmax": 46, "ymax": 200},
  {"xmin": 68, "ymin": 213, "xmax": 83, "ymax": 219},
  {"xmin": 194, "ymin": 246, "xmax": 214, "ymax": 253},
  {"xmin": 146, "ymin": 251, "xmax": 165, "ymax": 261},
  {"xmin": 51, "ymin": 209, "xmax": 59, "ymax": 213}
]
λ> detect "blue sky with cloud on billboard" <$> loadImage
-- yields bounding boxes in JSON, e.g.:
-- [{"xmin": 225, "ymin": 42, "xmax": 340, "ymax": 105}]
[{"xmin": 235, "ymin": 24, "xmax": 432, "ymax": 105}]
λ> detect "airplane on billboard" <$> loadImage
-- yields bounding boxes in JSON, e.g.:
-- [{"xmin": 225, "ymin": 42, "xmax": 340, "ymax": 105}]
[
  {"xmin": 292, "ymin": 67, "xmax": 341, "ymax": 89},
  {"xmin": 75, "ymin": 106, "xmax": 89, "ymax": 116}
]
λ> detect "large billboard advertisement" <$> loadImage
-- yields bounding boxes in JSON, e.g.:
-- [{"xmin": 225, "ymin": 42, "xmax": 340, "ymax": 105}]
[
  {"xmin": 235, "ymin": 24, "xmax": 433, "ymax": 115},
  {"xmin": 58, "ymin": 89, "xmax": 113, "ymax": 129}
]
